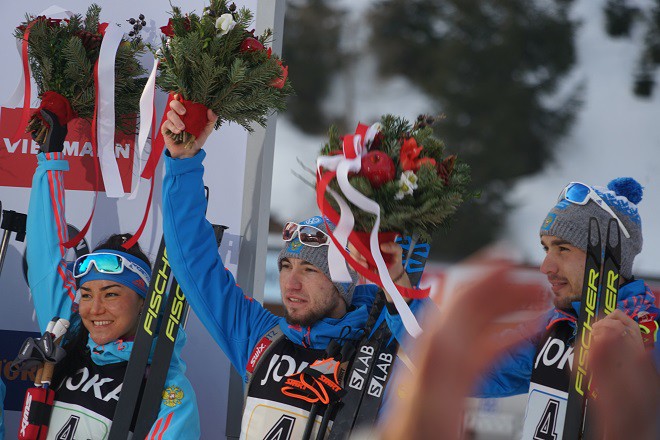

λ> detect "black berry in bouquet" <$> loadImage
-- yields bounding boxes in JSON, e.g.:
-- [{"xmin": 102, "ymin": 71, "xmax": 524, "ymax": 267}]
[
  {"xmin": 155, "ymin": 0, "xmax": 293, "ymax": 148},
  {"xmin": 317, "ymin": 114, "xmax": 473, "ymax": 270},
  {"xmin": 14, "ymin": 4, "xmax": 147, "ymax": 145}
]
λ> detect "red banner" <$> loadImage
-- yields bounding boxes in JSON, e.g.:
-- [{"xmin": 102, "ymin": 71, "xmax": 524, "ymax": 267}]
[{"xmin": 0, "ymin": 107, "xmax": 135, "ymax": 192}]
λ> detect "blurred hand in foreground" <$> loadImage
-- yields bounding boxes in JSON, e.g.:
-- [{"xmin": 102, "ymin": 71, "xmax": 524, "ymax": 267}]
[
  {"xmin": 590, "ymin": 310, "xmax": 659, "ymax": 440},
  {"xmin": 380, "ymin": 259, "xmax": 547, "ymax": 440}
]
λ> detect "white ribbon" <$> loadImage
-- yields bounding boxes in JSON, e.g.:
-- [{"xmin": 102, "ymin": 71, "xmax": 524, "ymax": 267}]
[
  {"xmin": 97, "ymin": 23, "xmax": 125, "ymax": 198},
  {"xmin": 128, "ymin": 57, "xmax": 159, "ymax": 200},
  {"xmin": 317, "ymin": 123, "xmax": 422, "ymax": 338}
]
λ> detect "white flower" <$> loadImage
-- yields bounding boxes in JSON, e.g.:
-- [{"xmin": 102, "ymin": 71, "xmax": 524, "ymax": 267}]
[
  {"xmin": 215, "ymin": 13, "xmax": 236, "ymax": 36},
  {"xmin": 395, "ymin": 171, "xmax": 418, "ymax": 200}
]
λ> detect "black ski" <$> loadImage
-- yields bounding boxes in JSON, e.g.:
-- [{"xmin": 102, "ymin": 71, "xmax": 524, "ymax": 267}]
[
  {"xmin": 131, "ymin": 224, "xmax": 227, "ymax": 438},
  {"xmin": 563, "ymin": 218, "xmax": 621, "ymax": 439},
  {"xmin": 349, "ymin": 236, "xmax": 430, "ymax": 429},
  {"xmin": 327, "ymin": 291, "xmax": 388, "ymax": 439},
  {"xmin": 596, "ymin": 219, "xmax": 622, "ymax": 319},
  {"xmin": 108, "ymin": 237, "xmax": 172, "ymax": 440},
  {"xmin": 351, "ymin": 333, "xmax": 398, "ymax": 428}
]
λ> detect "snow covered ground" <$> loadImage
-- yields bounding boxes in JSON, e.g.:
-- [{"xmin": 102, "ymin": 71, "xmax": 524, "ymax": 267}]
[{"xmin": 270, "ymin": 0, "xmax": 660, "ymax": 277}]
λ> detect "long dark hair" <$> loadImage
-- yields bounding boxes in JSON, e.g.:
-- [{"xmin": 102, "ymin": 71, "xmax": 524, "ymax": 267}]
[{"xmin": 52, "ymin": 234, "xmax": 150, "ymax": 386}]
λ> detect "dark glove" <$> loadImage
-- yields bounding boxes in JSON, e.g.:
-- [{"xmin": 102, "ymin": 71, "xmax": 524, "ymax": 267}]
[{"xmin": 35, "ymin": 109, "xmax": 67, "ymax": 153}]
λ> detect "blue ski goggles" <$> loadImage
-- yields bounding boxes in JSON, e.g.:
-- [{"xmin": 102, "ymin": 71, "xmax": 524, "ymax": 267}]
[
  {"xmin": 73, "ymin": 251, "xmax": 151, "ymax": 296},
  {"xmin": 558, "ymin": 182, "xmax": 630, "ymax": 238},
  {"xmin": 283, "ymin": 222, "xmax": 329, "ymax": 247}
]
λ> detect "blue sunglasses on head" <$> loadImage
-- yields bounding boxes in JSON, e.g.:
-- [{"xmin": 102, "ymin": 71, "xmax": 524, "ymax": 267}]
[{"xmin": 558, "ymin": 182, "xmax": 630, "ymax": 238}]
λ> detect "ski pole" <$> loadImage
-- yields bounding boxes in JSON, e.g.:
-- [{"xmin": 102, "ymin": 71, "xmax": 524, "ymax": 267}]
[
  {"xmin": 0, "ymin": 207, "xmax": 27, "ymax": 276},
  {"xmin": 315, "ymin": 342, "xmax": 355, "ymax": 440}
]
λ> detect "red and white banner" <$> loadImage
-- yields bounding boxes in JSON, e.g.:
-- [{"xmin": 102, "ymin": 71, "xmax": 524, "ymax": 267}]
[{"xmin": 0, "ymin": 107, "xmax": 135, "ymax": 192}]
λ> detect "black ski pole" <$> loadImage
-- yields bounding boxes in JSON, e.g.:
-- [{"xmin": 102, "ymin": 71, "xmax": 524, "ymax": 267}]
[
  {"xmin": 301, "ymin": 340, "xmax": 342, "ymax": 440},
  {"xmin": 0, "ymin": 207, "xmax": 27, "ymax": 277},
  {"xmin": 315, "ymin": 342, "xmax": 356, "ymax": 440}
]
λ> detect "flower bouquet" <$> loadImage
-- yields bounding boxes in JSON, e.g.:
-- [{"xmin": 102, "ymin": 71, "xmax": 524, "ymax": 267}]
[
  {"xmin": 317, "ymin": 114, "xmax": 472, "ymax": 248},
  {"xmin": 155, "ymin": 0, "xmax": 294, "ymax": 148},
  {"xmin": 14, "ymin": 4, "xmax": 146, "ymax": 144},
  {"xmin": 317, "ymin": 115, "xmax": 472, "ymax": 336}
]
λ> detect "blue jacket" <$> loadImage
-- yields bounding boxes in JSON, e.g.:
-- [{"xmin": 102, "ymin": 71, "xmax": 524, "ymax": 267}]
[
  {"xmin": 162, "ymin": 148, "xmax": 424, "ymax": 380},
  {"xmin": 477, "ymin": 279, "xmax": 660, "ymax": 398},
  {"xmin": 26, "ymin": 152, "xmax": 200, "ymax": 438}
]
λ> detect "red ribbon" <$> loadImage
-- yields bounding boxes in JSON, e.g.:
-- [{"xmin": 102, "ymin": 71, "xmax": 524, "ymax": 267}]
[
  {"xmin": 141, "ymin": 94, "xmax": 174, "ymax": 180},
  {"xmin": 123, "ymin": 104, "xmax": 158, "ymax": 250},
  {"xmin": 121, "ymin": 177, "xmax": 154, "ymax": 251},
  {"xmin": 316, "ymin": 168, "xmax": 430, "ymax": 300},
  {"xmin": 341, "ymin": 123, "xmax": 369, "ymax": 159},
  {"xmin": 12, "ymin": 20, "xmax": 36, "ymax": 144}
]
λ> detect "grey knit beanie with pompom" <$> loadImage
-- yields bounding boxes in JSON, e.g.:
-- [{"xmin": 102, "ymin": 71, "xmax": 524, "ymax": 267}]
[{"xmin": 540, "ymin": 177, "xmax": 643, "ymax": 278}]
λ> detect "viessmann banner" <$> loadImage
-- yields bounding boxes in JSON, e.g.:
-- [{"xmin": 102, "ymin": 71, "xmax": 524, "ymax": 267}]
[
  {"xmin": 0, "ymin": 1, "xmax": 265, "ymax": 437},
  {"xmin": 0, "ymin": 109, "xmax": 135, "ymax": 192}
]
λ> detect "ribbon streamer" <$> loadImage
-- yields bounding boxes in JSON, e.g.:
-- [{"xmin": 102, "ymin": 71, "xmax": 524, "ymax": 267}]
[
  {"xmin": 141, "ymin": 94, "xmax": 174, "ymax": 180},
  {"xmin": 7, "ymin": 7, "xmax": 74, "ymax": 140},
  {"xmin": 128, "ymin": 57, "xmax": 159, "ymax": 200},
  {"xmin": 316, "ymin": 124, "xmax": 427, "ymax": 338},
  {"xmin": 96, "ymin": 23, "xmax": 125, "ymax": 198}
]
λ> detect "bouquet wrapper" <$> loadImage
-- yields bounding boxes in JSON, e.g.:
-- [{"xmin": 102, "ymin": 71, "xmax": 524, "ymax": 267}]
[
  {"xmin": 34, "ymin": 91, "xmax": 76, "ymax": 126},
  {"xmin": 176, "ymin": 95, "xmax": 209, "ymax": 140},
  {"xmin": 18, "ymin": 387, "xmax": 55, "ymax": 440}
]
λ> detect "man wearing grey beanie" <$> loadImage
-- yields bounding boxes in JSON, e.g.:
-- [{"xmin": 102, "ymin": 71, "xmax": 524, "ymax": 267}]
[
  {"xmin": 476, "ymin": 177, "xmax": 660, "ymax": 439},
  {"xmin": 160, "ymin": 100, "xmax": 428, "ymax": 438}
]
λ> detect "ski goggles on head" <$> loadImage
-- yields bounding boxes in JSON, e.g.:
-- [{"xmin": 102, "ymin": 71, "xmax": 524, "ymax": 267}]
[
  {"xmin": 558, "ymin": 182, "xmax": 630, "ymax": 238},
  {"xmin": 283, "ymin": 222, "xmax": 329, "ymax": 247},
  {"xmin": 73, "ymin": 252, "xmax": 151, "ymax": 287}
]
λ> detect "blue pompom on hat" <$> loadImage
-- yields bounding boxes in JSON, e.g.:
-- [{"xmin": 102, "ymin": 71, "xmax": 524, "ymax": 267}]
[{"xmin": 540, "ymin": 177, "xmax": 643, "ymax": 278}]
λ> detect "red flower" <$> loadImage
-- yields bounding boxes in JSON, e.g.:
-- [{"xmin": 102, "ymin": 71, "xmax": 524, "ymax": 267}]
[
  {"xmin": 160, "ymin": 18, "xmax": 175, "ymax": 37},
  {"xmin": 271, "ymin": 60, "xmax": 288, "ymax": 89},
  {"xmin": 399, "ymin": 137, "xmax": 436, "ymax": 171}
]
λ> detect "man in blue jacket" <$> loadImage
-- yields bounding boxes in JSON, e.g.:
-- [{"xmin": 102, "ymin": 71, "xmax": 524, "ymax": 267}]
[
  {"xmin": 478, "ymin": 178, "xmax": 659, "ymax": 439},
  {"xmin": 161, "ymin": 102, "xmax": 425, "ymax": 437}
]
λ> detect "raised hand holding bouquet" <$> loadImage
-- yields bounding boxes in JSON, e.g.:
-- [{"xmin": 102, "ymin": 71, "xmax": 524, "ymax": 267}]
[
  {"xmin": 156, "ymin": 0, "xmax": 293, "ymax": 148},
  {"xmin": 316, "ymin": 115, "xmax": 472, "ymax": 336},
  {"xmin": 14, "ymin": 4, "xmax": 146, "ymax": 145}
]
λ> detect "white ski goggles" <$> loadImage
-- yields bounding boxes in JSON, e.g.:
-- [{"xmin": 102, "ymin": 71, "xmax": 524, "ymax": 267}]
[
  {"xmin": 73, "ymin": 252, "xmax": 151, "ymax": 286},
  {"xmin": 282, "ymin": 222, "xmax": 329, "ymax": 247},
  {"xmin": 558, "ymin": 182, "xmax": 630, "ymax": 238}
]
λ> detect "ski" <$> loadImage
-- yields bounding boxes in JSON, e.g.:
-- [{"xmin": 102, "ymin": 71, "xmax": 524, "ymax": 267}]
[
  {"xmin": 396, "ymin": 235, "xmax": 430, "ymax": 287},
  {"xmin": 131, "ymin": 224, "xmax": 227, "ymax": 439},
  {"xmin": 351, "ymin": 333, "xmax": 398, "ymax": 428},
  {"xmin": 108, "ymin": 237, "xmax": 172, "ymax": 440},
  {"xmin": 563, "ymin": 218, "xmax": 621, "ymax": 439},
  {"xmin": 349, "ymin": 236, "xmax": 430, "ymax": 429},
  {"xmin": 327, "ymin": 291, "xmax": 388, "ymax": 439},
  {"xmin": 596, "ymin": 219, "xmax": 622, "ymax": 319}
]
